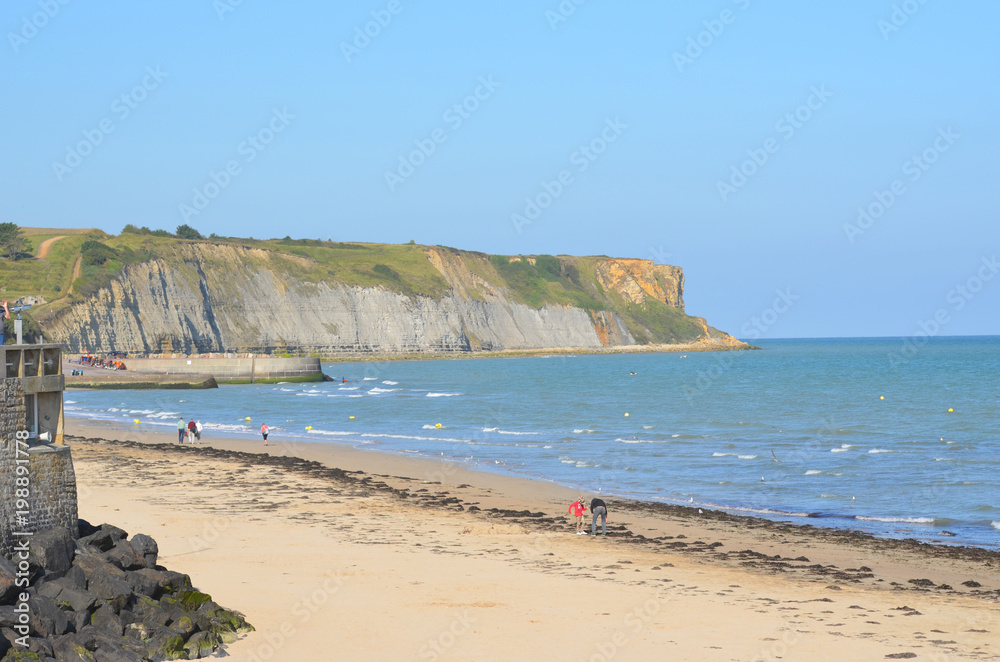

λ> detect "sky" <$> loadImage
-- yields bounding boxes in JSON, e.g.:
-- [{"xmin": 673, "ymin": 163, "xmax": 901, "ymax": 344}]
[{"xmin": 2, "ymin": 1, "xmax": 998, "ymax": 339}]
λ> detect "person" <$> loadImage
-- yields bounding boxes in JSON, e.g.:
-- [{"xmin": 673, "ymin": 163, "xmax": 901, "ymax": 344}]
[
  {"xmin": 187, "ymin": 419, "xmax": 197, "ymax": 443},
  {"xmin": 261, "ymin": 423, "xmax": 269, "ymax": 445},
  {"xmin": 0, "ymin": 300, "xmax": 9, "ymax": 345},
  {"xmin": 195, "ymin": 420, "xmax": 203, "ymax": 442},
  {"xmin": 176, "ymin": 418, "xmax": 186, "ymax": 444},
  {"xmin": 568, "ymin": 497, "xmax": 587, "ymax": 534},
  {"xmin": 590, "ymin": 497, "xmax": 608, "ymax": 536}
]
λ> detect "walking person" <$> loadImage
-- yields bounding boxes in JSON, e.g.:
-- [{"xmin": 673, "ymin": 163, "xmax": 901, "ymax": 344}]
[
  {"xmin": 569, "ymin": 497, "xmax": 588, "ymax": 534},
  {"xmin": 261, "ymin": 423, "xmax": 269, "ymax": 446},
  {"xmin": 590, "ymin": 497, "xmax": 608, "ymax": 536},
  {"xmin": 195, "ymin": 420, "xmax": 203, "ymax": 442},
  {"xmin": 187, "ymin": 419, "xmax": 197, "ymax": 444},
  {"xmin": 176, "ymin": 418, "xmax": 186, "ymax": 444},
  {"xmin": 0, "ymin": 300, "xmax": 9, "ymax": 344}
]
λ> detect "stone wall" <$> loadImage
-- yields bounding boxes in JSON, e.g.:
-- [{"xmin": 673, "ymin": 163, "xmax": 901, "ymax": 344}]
[
  {"xmin": 123, "ymin": 356, "xmax": 323, "ymax": 382},
  {"xmin": 0, "ymin": 378, "xmax": 78, "ymax": 558}
]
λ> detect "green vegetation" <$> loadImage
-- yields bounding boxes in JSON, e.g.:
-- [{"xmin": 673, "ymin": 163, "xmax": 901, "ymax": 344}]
[
  {"xmin": 2, "ymin": 224, "xmax": 721, "ymax": 346},
  {"xmin": 0, "ymin": 222, "xmax": 28, "ymax": 261}
]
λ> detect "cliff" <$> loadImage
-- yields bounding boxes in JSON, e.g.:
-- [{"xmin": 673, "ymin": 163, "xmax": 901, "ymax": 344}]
[{"xmin": 23, "ymin": 237, "xmax": 746, "ymax": 355}]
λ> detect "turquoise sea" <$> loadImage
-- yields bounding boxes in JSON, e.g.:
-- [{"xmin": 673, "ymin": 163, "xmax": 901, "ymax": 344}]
[{"xmin": 65, "ymin": 337, "xmax": 1000, "ymax": 548}]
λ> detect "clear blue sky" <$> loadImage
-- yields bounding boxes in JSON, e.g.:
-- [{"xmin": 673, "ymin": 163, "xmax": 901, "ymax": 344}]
[{"xmin": 2, "ymin": 1, "xmax": 997, "ymax": 339}]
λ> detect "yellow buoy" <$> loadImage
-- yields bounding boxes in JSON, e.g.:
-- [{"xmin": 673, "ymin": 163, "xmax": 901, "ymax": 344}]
[
  {"xmin": 624, "ymin": 412, "xmax": 629, "ymax": 417},
  {"xmin": 245, "ymin": 417, "xmax": 251, "ymax": 422},
  {"xmin": 435, "ymin": 423, "xmax": 442, "ymax": 428},
  {"xmin": 948, "ymin": 408, "xmax": 954, "ymax": 413},
  {"xmin": 880, "ymin": 396, "xmax": 884, "ymax": 400},
  {"xmin": 133, "ymin": 419, "xmax": 140, "ymax": 425},
  {"xmin": 305, "ymin": 426, "xmax": 313, "ymax": 430},
  {"xmin": 349, "ymin": 416, "xmax": 355, "ymax": 420}
]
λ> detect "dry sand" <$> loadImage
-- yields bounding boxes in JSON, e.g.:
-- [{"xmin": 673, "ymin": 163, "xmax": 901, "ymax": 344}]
[{"xmin": 66, "ymin": 418, "xmax": 1000, "ymax": 661}]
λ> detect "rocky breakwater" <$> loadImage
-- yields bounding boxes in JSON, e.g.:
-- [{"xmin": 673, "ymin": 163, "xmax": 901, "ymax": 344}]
[{"xmin": 0, "ymin": 522, "xmax": 251, "ymax": 661}]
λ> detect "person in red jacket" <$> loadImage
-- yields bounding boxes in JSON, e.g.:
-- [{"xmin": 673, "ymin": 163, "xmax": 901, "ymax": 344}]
[{"xmin": 568, "ymin": 497, "xmax": 588, "ymax": 535}]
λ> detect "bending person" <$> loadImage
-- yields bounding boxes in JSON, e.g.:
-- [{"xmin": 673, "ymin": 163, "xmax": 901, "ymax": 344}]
[{"xmin": 590, "ymin": 497, "xmax": 608, "ymax": 536}]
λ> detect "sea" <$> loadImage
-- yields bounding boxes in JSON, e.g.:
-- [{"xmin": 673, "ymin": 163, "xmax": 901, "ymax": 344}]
[{"xmin": 64, "ymin": 337, "xmax": 1000, "ymax": 548}]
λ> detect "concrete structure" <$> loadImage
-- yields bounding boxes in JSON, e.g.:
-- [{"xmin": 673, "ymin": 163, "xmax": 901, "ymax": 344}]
[
  {"xmin": 1, "ymin": 344, "xmax": 77, "ymax": 558},
  {"xmin": 121, "ymin": 356, "xmax": 324, "ymax": 383}
]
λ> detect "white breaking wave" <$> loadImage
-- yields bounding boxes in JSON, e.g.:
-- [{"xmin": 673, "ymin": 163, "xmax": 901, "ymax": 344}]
[
  {"xmin": 382, "ymin": 380, "xmax": 399, "ymax": 385},
  {"xmin": 498, "ymin": 430, "xmax": 539, "ymax": 436},
  {"xmin": 830, "ymin": 444, "xmax": 854, "ymax": 453},
  {"xmin": 363, "ymin": 377, "xmax": 377, "ymax": 381},
  {"xmin": 855, "ymin": 516, "xmax": 934, "ymax": 524},
  {"xmin": 573, "ymin": 429, "xmax": 596, "ymax": 434},
  {"xmin": 712, "ymin": 452, "xmax": 735, "ymax": 457},
  {"xmin": 421, "ymin": 424, "xmax": 445, "ymax": 430},
  {"xmin": 368, "ymin": 387, "xmax": 397, "ymax": 394},
  {"xmin": 737, "ymin": 454, "xmax": 758, "ymax": 460},
  {"xmin": 805, "ymin": 470, "xmax": 823, "ymax": 475},
  {"xmin": 868, "ymin": 448, "xmax": 893, "ymax": 454},
  {"xmin": 306, "ymin": 429, "xmax": 352, "ymax": 436},
  {"xmin": 992, "ymin": 521, "xmax": 1000, "ymax": 531},
  {"xmin": 339, "ymin": 386, "xmax": 359, "ymax": 391},
  {"xmin": 427, "ymin": 392, "xmax": 462, "ymax": 397}
]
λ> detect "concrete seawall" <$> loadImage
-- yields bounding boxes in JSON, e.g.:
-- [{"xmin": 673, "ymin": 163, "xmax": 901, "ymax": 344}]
[{"xmin": 122, "ymin": 356, "xmax": 324, "ymax": 384}]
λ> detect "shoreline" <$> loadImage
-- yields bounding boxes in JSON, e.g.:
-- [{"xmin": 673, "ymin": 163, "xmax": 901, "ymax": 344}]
[
  {"xmin": 66, "ymin": 414, "xmax": 998, "ymax": 551},
  {"xmin": 66, "ymin": 419, "xmax": 1000, "ymax": 660},
  {"xmin": 65, "ymin": 417, "xmax": 1000, "ymax": 597}
]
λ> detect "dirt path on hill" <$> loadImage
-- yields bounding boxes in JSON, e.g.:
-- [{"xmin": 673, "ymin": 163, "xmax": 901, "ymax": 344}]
[{"xmin": 34, "ymin": 234, "xmax": 67, "ymax": 258}]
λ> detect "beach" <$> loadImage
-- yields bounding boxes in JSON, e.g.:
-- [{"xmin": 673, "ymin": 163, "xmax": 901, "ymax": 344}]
[{"xmin": 67, "ymin": 417, "xmax": 1000, "ymax": 661}]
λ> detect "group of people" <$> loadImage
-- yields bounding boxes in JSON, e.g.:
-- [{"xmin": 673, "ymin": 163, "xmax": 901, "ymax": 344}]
[
  {"xmin": 176, "ymin": 418, "xmax": 203, "ymax": 443},
  {"xmin": 80, "ymin": 355, "xmax": 128, "ymax": 370},
  {"xmin": 568, "ymin": 496, "xmax": 609, "ymax": 536}
]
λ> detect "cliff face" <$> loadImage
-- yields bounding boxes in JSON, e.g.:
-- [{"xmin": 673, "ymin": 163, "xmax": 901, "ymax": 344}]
[{"xmin": 41, "ymin": 244, "xmax": 734, "ymax": 355}]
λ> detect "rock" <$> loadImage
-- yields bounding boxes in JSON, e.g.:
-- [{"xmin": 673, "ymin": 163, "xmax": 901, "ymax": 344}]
[
  {"xmin": 28, "ymin": 597, "xmax": 71, "ymax": 637},
  {"xmin": 38, "ymin": 584, "xmax": 95, "ymax": 615},
  {"xmin": 51, "ymin": 633, "xmax": 98, "ymax": 661},
  {"xmin": 183, "ymin": 631, "xmax": 220, "ymax": 660},
  {"xmin": 85, "ymin": 571, "xmax": 133, "ymax": 614},
  {"xmin": 71, "ymin": 610, "xmax": 90, "ymax": 636},
  {"xmin": 131, "ymin": 570, "xmax": 189, "ymax": 596},
  {"xmin": 28, "ymin": 529, "xmax": 76, "ymax": 579},
  {"xmin": 89, "ymin": 605, "xmax": 123, "ymax": 637},
  {"xmin": 77, "ymin": 520, "xmax": 99, "ymax": 538},
  {"xmin": 143, "ymin": 626, "xmax": 186, "ymax": 661},
  {"xmin": 164, "ymin": 609, "xmax": 194, "ymax": 638},
  {"xmin": 73, "ymin": 557, "xmax": 125, "ymax": 585},
  {"xmin": 102, "ymin": 543, "xmax": 144, "ymax": 573},
  {"xmin": 122, "ymin": 573, "xmax": 158, "ymax": 600},
  {"xmin": 126, "ymin": 537, "xmax": 157, "ymax": 569},
  {"xmin": 61, "ymin": 568, "xmax": 86, "ymax": 592},
  {"xmin": 0, "ymin": 558, "xmax": 20, "ymax": 606}
]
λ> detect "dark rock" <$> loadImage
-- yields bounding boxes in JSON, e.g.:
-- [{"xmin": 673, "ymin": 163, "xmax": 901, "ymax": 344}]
[
  {"xmin": 123, "ymin": 573, "xmax": 158, "ymax": 600},
  {"xmin": 29, "ymin": 596, "xmax": 70, "ymax": 637},
  {"xmin": 62, "ymin": 567, "xmax": 87, "ymax": 592},
  {"xmin": 131, "ymin": 570, "xmax": 189, "ymax": 596},
  {"xmin": 51, "ymin": 633, "xmax": 99, "ymax": 661},
  {"xmin": 164, "ymin": 608, "xmax": 195, "ymax": 638},
  {"xmin": 41, "ymin": 584, "xmax": 96, "ymax": 615},
  {"xmin": 74, "ymin": 556, "xmax": 126, "ymax": 584},
  {"xmin": 183, "ymin": 631, "xmax": 220, "ymax": 659},
  {"xmin": 77, "ymin": 520, "xmax": 100, "ymax": 538},
  {"xmin": 89, "ymin": 605, "xmax": 123, "ymax": 637},
  {"xmin": 102, "ymin": 543, "xmax": 145, "ymax": 573},
  {"xmin": 126, "ymin": 536, "xmax": 157, "ymax": 569},
  {"xmin": 76, "ymin": 533, "xmax": 115, "ymax": 554},
  {"xmin": 72, "ymin": 610, "xmax": 90, "ymax": 635},
  {"xmin": 962, "ymin": 580, "xmax": 982, "ymax": 588},
  {"xmin": 0, "ymin": 557, "xmax": 20, "ymax": 606},
  {"xmin": 29, "ymin": 529, "xmax": 76, "ymax": 579},
  {"xmin": 86, "ymin": 571, "xmax": 133, "ymax": 614},
  {"xmin": 98, "ymin": 526, "xmax": 127, "ymax": 544},
  {"xmin": 907, "ymin": 578, "xmax": 935, "ymax": 587},
  {"xmin": 143, "ymin": 625, "xmax": 187, "ymax": 661}
]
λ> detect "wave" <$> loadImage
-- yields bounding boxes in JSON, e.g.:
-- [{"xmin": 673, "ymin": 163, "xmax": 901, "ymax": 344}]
[
  {"xmin": 306, "ymin": 429, "xmax": 352, "ymax": 436},
  {"xmin": 712, "ymin": 452, "xmax": 734, "ymax": 457},
  {"xmin": 338, "ymin": 386, "xmax": 359, "ymax": 391},
  {"xmin": 616, "ymin": 438, "xmax": 664, "ymax": 444},
  {"xmin": 368, "ymin": 387, "xmax": 397, "ymax": 394},
  {"xmin": 573, "ymin": 429, "xmax": 596, "ymax": 434},
  {"xmin": 737, "ymin": 454, "xmax": 758, "ymax": 460},
  {"xmin": 868, "ymin": 448, "xmax": 893, "ymax": 454},
  {"xmin": 804, "ymin": 470, "xmax": 823, "ymax": 476},
  {"xmin": 65, "ymin": 400, "xmax": 76, "ymax": 404},
  {"xmin": 421, "ymin": 424, "xmax": 444, "ymax": 430},
  {"xmin": 382, "ymin": 381, "xmax": 399, "ymax": 385},
  {"xmin": 363, "ymin": 377, "xmax": 377, "ymax": 381},
  {"xmin": 830, "ymin": 444, "xmax": 854, "ymax": 453},
  {"xmin": 360, "ymin": 432, "xmax": 470, "ymax": 443},
  {"xmin": 993, "ymin": 521, "xmax": 1000, "ymax": 531},
  {"xmin": 498, "ymin": 430, "xmax": 538, "ymax": 436},
  {"xmin": 427, "ymin": 392, "xmax": 462, "ymax": 397},
  {"xmin": 855, "ymin": 516, "xmax": 934, "ymax": 524}
]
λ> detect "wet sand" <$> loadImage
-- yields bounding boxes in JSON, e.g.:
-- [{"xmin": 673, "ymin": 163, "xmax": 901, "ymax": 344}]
[{"xmin": 67, "ymin": 418, "xmax": 1000, "ymax": 661}]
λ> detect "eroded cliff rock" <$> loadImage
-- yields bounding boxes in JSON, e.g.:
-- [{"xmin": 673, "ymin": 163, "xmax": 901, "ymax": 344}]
[{"xmin": 41, "ymin": 244, "xmax": 740, "ymax": 355}]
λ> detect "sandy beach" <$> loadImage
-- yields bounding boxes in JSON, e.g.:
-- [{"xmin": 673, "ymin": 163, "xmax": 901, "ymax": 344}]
[{"xmin": 66, "ymin": 418, "xmax": 1000, "ymax": 661}]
